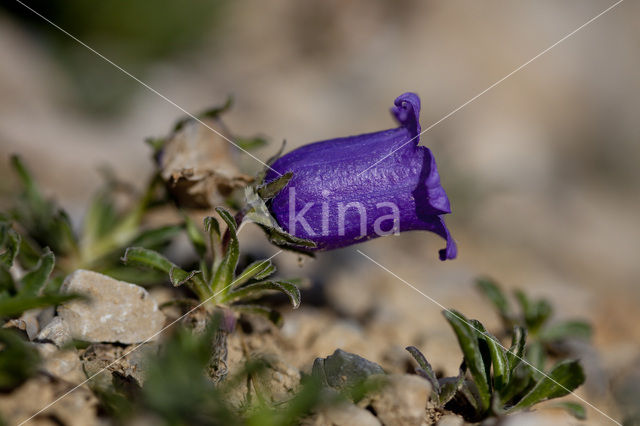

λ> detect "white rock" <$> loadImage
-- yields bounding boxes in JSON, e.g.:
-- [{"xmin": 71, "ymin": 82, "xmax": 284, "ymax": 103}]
[
  {"xmin": 370, "ymin": 374, "xmax": 431, "ymax": 426},
  {"xmin": 58, "ymin": 270, "xmax": 165, "ymax": 344}
]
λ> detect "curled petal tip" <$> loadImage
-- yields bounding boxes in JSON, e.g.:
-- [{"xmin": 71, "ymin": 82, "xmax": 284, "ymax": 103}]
[
  {"xmin": 392, "ymin": 92, "xmax": 421, "ymax": 136},
  {"xmin": 439, "ymin": 235, "xmax": 458, "ymax": 261}
]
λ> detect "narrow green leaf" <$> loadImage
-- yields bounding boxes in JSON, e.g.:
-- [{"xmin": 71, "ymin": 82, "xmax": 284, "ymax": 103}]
[
  {"xmin": 507, "ymin": 326, "xmax": 527, "ymax": 375},
  {"xmin": 474, "ymin": 321, "xmax": 510, "ymax": 392},
  {"xmin": 204, "ymin": 216, "xmax": 221, "ymax": 238},
  {"xmin": 235, "ymin": 136, "xmax": 268, "ymax": 151},
  {"xmin": 121, "ymin": 247, "xmax": 210, "ymax": 299},
  {"xmin": 539, "ymin": 320, "xmax": 593, "ymax": 342},
  {"xmin": 0, "ymin": 294, "xmax": 80, "ymax": 318},
  {"xmin": 0, "ymin": 265, "xmax": 16, "ymax": 295},
  {"xmin": 199, "ymin": 96, "xmax": 233, "ymax": 120},
  {"xmin": 169, "ymin": 267, "xmax": 201, "ymax": 288},
  {"xmin": 439, "ymin": 371, "xmax": 465, "ymax": 407},
  {"xmin": 224, "ymin": 280, "xmax": 300, "ymax": 309},
  {"xmin": 233, "ymin": 259, "xmax": 276, "ymax": 288},
  {"xmin": 526, "ymin": 341, "xmax": 546, "ymax": 377},
  {"xmin": 82, "ymin": 190, "xmax": 118, "ymax": 246},
  {"xmin": 204, "ymin": 216, "xmax": 222, "ymax": 273},
  {"xmin": 500, "ymin": 361, "xmax": 534, "ymax": 406},
  {"xmin": 0, "ymin": 225, "xmax": 21, "ymax": 268},
  {"xmin": 173, "ymin": 96, "xmax": 233, "ymax": 131},
  {"xmin": 129, "ymin": 225, "xmax": 183, "ymax": 250},
  {"xmin": 508, "ymin": 360, "xmax": 585, "ymax": 412},
  {"xmin": 183, "ymin": 214, "xmax": 207, "ymax": 258},
  {"xmin": 515, "ymin": 290, "xmax": 552, "ymax": 333},
  {"xmin": 443, "ymin": 310, "xmax": 490, "ymax": 412},
  {"xmin": 476, "ymin": 277, "xmax": 511, "ymax": 319},
  {"xmin": 121, "ymin": 247, "xmax": 174, "ymax": 274},
  {"xmin": 211, "ymin": 208, "xmax": 239, "ymax": 291},
  {"xmin": 19, "ymin": 249, "xmax": 54, "ymax": 297},
  {"xmin": 406, "ymin": 346, "xmax": 440, "ymax": 396},
  {"xmin": 530, "ymin": 299, "xmax": 553, "ymax": 332},
  {"xmin": 232, "ymin": 304, "xmax": 283, "ymax": 327},
  {"xmin": 11, "ymin": 155, "xmax": 43, "ymax": 209},
  {"xmin": 257, "ymin": 172, "xmax": 293, "ymax": 201},
  {"xmin": 552, "ymin": 401, "xmax": 586, "ymax": 420}
]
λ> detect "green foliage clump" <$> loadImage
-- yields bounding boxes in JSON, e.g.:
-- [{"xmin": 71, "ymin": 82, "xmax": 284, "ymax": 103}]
[
  {"xmin": 122, "ymin": 207, "xmax": 303, "ymax": 327},
  {"xmin": 407, "ymin": 310, "xmax": 586, "ymax": 422},
  {"xmin": 0, "ymin": 220, "xmax": 79, "ymax": 318},
  {"xmin": 476, "ymin": 277, "xmax": 592, "ymax": 370},
  {"xmin": 8, "ymin": 155, "xmax": 181, "ymax": 285}
]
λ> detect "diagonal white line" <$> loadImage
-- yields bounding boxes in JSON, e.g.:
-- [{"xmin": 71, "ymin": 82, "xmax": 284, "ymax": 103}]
[
  {"xmin": 17, "ymin": 250, "xmax": 283, "ymax": 425},
  {"xmin": 357, "ymin": 0, "xmax": 624, "ymax": 177},
  {"xmin": 356, "ymin": 250, "xmax": 621, "ymax": 425},
  {"xmin": 12, "ymin": 0, "xmax": 281, "ymax": 176}
]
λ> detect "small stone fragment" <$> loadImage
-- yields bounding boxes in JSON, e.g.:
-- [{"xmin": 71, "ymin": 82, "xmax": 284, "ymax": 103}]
[
  {"xmin": 370, "ymin": 374, "xmax": 431, "ymax": 426},
  {"xmin": 34, "ymin": 343, "xmax": 85, "ymax": 384},
  {"xmin": 252, "ymin": 353, "xmax": 301, "ymax": 403},
  {"xmin": 3, "ymin": 310, "xmax": 39, "ymax": 340},
  {"xmin": 312, "ymin": 349, "xmax": 385, "ymax": 393},
  {"xmin": 36, "ymin": 316, "xmax": 72, "ymax": 347},
  {"xmin": 319, "ymin": 401, "xmax": 381, "ymax": 426},
  {"xmin": 437, "ymin": 414, "xmax": 464, "ymax": 426},
  {"xmin": 58, "ymin": 270, "xmax": 165, "ymax": 344}
]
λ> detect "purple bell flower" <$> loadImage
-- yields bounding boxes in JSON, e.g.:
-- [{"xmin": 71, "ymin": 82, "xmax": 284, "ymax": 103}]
[{"xmin": 264, "ymin": 93, "xmax": 457, "ymax": 260}]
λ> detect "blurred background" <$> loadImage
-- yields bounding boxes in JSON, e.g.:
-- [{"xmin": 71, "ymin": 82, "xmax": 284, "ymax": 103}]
[{"xmin": 1, "ymin": 1, "xmax": 638, "ymax": 423}]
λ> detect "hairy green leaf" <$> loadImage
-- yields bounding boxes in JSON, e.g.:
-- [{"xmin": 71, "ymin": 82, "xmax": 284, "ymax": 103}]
[
  {"xmin": 235, "ymin": 136, "xmax": 268, "ymax": 151},
  {"xmin": 406, "ymin": 346, "xmax": 440, "ymax": 397},
  {"xmin": 121, "ymin": 247, "xmax": 174, "ymax": 274},
  {"xmin": 443, "ymin": 310, "xmax": 490, "ymax": 412},
  {"xmin": 0, "ymin": 293, "xmax": 79, "ymax": 318},
  {"xmin": 474, "ymin": 321, "xmax": 510, "ymax": 392},
  {"xmin": 224, "ymin": 280, "xmax": 300, "ymax": 309},
  {"xmin": 128, "ymin": 225, "xmax": 183, "ymax": 250},
  {"xmin": 509, "ymin": 360, "xmax": 585, "ymax": 412},
  {"xmin": 211, "ymin": 208, "xmax": 239, "ymax": 291},
  {"xmin": 173, "ymin": 96, "xmax": 233, "ymax": 132},
  {"xmin": 0, "ymin": 224, "xmax": 21, "ymax": 268},
  {"xmin": 507, "ymin": 326, "xmax": 527, "ymax": 375},
  {"xmin": 183, "ymin": 214, "xmax": 207, "ymax": 258},
  {"xmin": 552, "ymin": 401, "xmax": 586, "ymax": 420},
  {"xmin": 539, "ymin": 320, "xmax": 592, "ymax": 342},
  {"xmin": 439, "ymin": 372, "xmax": 465, "ymax": 407},
  {"xmin": 526, "ymin": 341, "xmax": 546, "ymax": 378},
  {"xmin": 20, "ymin": 248, "xmax": 54, "ymax": 297},
  {"xmin": 233, "ymin": 259, "xmax": 276, "ymax": 288},
  {"xmin": 499, "ymin": 361, "xmax": 534, "ymax": 406},
  {"xmin": 476, "ymin": 278, "xmax": 511, "ymax": 319}
]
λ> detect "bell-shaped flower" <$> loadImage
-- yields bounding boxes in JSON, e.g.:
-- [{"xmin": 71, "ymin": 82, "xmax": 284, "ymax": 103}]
[{"xmin": 264, "ymin": 93, "xmax": 457, "ymax": 260}]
